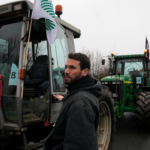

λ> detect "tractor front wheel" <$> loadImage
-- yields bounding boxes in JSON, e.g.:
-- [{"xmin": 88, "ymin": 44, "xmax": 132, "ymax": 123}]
[
  {"xmin": 98, "ymin": 88, "xmax": 115, "ymax": 150},
  {"xmin": 136, "ymin": 92, "xmax": 150, "ymax": 128}
]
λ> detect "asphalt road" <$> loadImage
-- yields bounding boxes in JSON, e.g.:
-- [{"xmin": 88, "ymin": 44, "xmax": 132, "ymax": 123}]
[
  {"xmin": 113, "ymin": 112, "xmax": 150, "ymax": 150},
  {"xmin": 36, "ymin": 112, "xmax": 150, "ymax": 150}
]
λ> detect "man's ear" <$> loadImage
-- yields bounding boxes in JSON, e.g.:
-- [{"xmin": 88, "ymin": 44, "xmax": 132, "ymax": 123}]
[{"xmin": 82, "ymin": 68, "xmax": 89, "ymax": 76}]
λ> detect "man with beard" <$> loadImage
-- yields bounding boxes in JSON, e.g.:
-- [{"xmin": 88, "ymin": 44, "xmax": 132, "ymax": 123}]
[{"xmin": 52, "ymin": 53, "xmax": 102, "ymax": 150}]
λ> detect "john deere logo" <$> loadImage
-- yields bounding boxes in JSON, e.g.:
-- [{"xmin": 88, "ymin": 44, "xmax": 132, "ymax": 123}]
[{"xmin": 41, "ymin": 0, "xmax": 56, "ymax": 31}]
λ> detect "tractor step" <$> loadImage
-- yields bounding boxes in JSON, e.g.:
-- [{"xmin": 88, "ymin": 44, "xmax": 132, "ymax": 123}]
[{"xmin": 21, "ymin": 141, "xmax": 43, "ymax": 150}]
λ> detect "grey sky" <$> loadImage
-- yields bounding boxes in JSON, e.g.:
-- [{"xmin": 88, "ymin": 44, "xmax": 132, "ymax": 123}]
[{"xmin": 0, "ymin": 0, "xmax": 150, "ymax": 56}]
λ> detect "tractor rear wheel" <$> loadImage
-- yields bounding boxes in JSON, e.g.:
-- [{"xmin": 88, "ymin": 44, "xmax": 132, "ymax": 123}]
[
  {"xmin": 136, "ymin": 92, "xmax": 150, "ymax": 128},
  {"xmin": 98, "ymin": 87, "xmax": 115, "ymax": 150}
]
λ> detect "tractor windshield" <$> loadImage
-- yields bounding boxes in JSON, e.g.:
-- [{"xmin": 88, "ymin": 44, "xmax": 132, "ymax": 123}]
[
  {"xmin": 0, "ymin": 21, "xmax": 23, "ymax": 96},
  {"xmin": 116, "ymin": 58, "xmax": 144, "ymax": 76}
]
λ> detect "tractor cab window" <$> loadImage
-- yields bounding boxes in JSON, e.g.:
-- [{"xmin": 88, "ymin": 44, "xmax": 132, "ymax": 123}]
[
  {"xmin": 116, "ymin": 58, "xmax": 144, "ymax": 77},
  {"xmin": 22, "ymin": 40, "xmax": 49, "ymax": 124},
  {"xmin": 116, "ymin": 61, "xmax": 122, "ymax": 74},
  {"xmin": 0, "ymin": 21, "xmax": 23, "ymax": 123},
  {"xmin": 51, "ymin": 25, "xmax": 69, "ymax": 92},
  {"xmin": 27, "ymin": 41, "xmax": 48, "ymax": 72},
  {"xmin": 0, "ymin": 21, "xmax": 23, "ymax": 96}
]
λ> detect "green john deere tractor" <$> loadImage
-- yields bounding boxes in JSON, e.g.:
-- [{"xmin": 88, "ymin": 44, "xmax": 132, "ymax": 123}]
[{"xmin": 101, "ymin": 51, "xmax": 150, "ymax": 128}]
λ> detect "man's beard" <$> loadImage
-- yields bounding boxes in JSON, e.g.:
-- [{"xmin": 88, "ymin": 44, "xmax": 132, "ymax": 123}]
[{"xmin": 64, "ymin": 72, "xmax": 82, "ymax": 85}]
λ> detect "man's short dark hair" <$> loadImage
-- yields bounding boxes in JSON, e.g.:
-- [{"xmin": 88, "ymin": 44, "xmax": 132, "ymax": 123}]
[{"xmin": 68, "ymin": 53, "xmax": 91, "ymax": 70}]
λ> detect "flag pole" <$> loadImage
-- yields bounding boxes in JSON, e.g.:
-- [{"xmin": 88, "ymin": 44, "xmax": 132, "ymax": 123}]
[{"xmin": 25, "ymin": 19, "xmax": 33, "ymax": 69}]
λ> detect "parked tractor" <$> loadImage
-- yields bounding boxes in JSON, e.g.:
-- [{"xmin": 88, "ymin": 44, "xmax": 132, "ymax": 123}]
[
  {"xmin": 0, "ymin": 0, "xmax": 115, "ymax": 150},
  {"xmin": 101, "ymin": 50, "xmax": 150, "ymax": 128}
]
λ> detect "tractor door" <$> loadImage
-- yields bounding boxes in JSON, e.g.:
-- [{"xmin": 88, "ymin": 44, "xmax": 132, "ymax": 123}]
[
  {"xmin": 21, "ymin": 20, "xmax": 70, "ymax": 126},
  {"xmin": 0, "ymin": 19, "xmax": 25, "ymax": 129}
]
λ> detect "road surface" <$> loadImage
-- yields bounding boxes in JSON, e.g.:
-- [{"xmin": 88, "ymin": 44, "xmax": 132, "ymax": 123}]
[{"xmin": 113, "ymin": 112, "xmax": 150, "ymax": 150}]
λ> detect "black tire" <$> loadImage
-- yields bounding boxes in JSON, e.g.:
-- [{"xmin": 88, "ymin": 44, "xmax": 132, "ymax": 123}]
[
  {"xmin": 136, "ymin": 91, "xmax": 150, "ymax": 128},
  {"xmin": 98, "ymin": 87, "xmax": 115, "ymax": 150}
]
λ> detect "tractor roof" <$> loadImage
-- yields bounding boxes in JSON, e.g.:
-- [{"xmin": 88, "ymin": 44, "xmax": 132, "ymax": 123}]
[
  {"xmin": 114, "ymin": 54, "xmax": 146, "ymax": 59},
  {"xmin": 0, "ymin": 0, "xmax": 81, "ymax": 38}
]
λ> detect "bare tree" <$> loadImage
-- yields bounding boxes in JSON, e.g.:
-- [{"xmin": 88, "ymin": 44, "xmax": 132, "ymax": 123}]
[
  {"xmin": 5, "ymin": 35, "xmax": 20, "ymax": 65},
  {"xmin": 81, "ymin": 48, "xmax": 109, "ymax": 80}
]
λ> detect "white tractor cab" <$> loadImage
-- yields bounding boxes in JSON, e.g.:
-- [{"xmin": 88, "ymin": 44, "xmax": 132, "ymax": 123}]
[{"xmin": 0, "ymin": 0, "xmax": 81, "ymax": 149}]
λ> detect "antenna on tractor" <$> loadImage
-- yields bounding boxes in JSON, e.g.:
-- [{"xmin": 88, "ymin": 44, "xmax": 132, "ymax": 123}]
[{"xmin": 114, "ymin": 40, "xmax": 116, "ymax": 54}]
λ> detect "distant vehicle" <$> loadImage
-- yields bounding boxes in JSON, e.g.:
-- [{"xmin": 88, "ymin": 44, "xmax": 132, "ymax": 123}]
[{"xmin": 101, "ymin": 51, "xmax": 150, "ymax": 128}]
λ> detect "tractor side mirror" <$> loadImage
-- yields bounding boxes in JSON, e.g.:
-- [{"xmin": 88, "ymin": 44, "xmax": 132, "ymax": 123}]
[{"xmin": 102, "ymin": 59, "xmax": 105, "ymax": 65}]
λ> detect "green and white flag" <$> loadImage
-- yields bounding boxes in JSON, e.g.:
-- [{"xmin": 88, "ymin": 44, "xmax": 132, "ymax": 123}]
[{"xmin": 32, "ymin": 0, "xmax": 57, "ymax": 46}]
